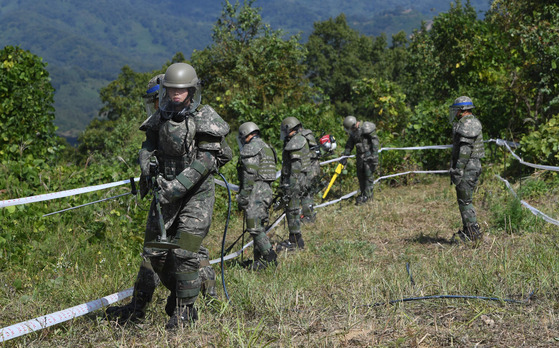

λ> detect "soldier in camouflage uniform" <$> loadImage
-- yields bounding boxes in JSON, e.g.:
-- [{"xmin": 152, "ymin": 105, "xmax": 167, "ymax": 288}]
[
  {"xmin": 449, "ymin": 96, "xmax": 484, "ymax": 242},
  {"xmin": 277, "ymin": 117, "xmax": 312, "ymax": 251},
  {"xmin": 236, "ymin": 122, "xmax": 279, "ymax": 269},
  {"xmin": 341, "ymin": 116, "xmax": 379, "ymax": 205},
  {"xmin": 299, "ymin": 127, "xmax": 321, "ymax": 223},
  {"xmin": 137, "ymin": 63, "xmax": 232, "ymax": 329},
  {"xmin": 105, "ymin": 74, "xmax": 220, "ymax": 324}
]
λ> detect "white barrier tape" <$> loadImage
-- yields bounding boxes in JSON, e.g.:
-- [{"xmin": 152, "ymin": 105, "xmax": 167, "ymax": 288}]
[
  {"xmin": 379, "ymin": 145, "xmax": 452, "ymax": 152},
  {"xmin": 0, "ymin": 178, "xmax": 138, "ymax": 209},
  {"xmin": 0, "ymin": 287, "xmax": 133, "ymax": 342},
  {"xmin": 320, "ymin": 155, "xmax": 355, "ymax": 166},
  {"xmin": 500, "ymin": 141, "xmax": 559, "ymax": 172},
  {"xmin": 374, "ymin": 170, "xmax": 450, "ymax": 184},
  {"xmin": 495, "ymin": 175, "xmax": 559, "ymax": 226},
  {"xmin": 315, "ymin": 190, "xmax": 359, "ymax": 208}
]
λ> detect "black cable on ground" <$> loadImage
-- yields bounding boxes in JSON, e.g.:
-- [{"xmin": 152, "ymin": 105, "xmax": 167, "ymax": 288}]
[
  {"xmin": 218, "ymin": 172, "xmax": 232, "ymax": 302},
  {"xmin": 360, "ymin": 290, "xmax": 535, "ymax": 308}
]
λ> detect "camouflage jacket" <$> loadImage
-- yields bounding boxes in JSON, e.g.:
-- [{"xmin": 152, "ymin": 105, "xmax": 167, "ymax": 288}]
[
  {"xmin": 238, "ymin": 136, "xmax": 277, "ymax": 194},
  {"xmin": 281, "ymin": 132, "xmax": 311, "ymax": 189},
  {"xmin": 451, "ymin": 114, "xmax": 484, "ymax": 170},
  {"xmin": 343, "ymin": 121, "xmax": 379, "ymax": 163}
]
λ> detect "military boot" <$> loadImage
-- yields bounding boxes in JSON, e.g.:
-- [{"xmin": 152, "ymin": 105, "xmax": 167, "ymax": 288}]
[
  {"xmin": 250, "ymin": 249, "xmax": 278, "ymax": 271},
  {"xmin": 355, "ymin": 195, "xmax": 369, "ymax": 205},
  {"xmin": 276, "ymin": 233, "xmax": 305, "ymax": 252},
  {"xmin": 464, "ymin": 223, "xmax": 483, "ymax": 242},
  {"xmin": 165, "ymin": 297, "xmax": 198, "ymax": 330},
  {"xmin": 105, "ymin": 290, "xmax": 152, "ymax": 323},
  {"xmin": 301, "ymin": 212, "xmax": 317, "ymax": 224}
]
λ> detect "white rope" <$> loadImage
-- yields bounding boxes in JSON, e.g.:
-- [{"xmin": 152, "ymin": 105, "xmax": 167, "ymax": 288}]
[
  {"xmin": 495, "ymin": 175, "xmax": 559, "ymax": 226},
  {"xmin": 0, "ymin": 178, "xmax": 138, "ymax": 208},
  {"xmin": 0, "ymin": 288, "xmax": 133, "ymax": 342}
]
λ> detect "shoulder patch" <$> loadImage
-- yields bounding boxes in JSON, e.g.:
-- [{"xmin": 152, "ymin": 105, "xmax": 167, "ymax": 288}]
[
  {"xmin": 361, "ymin": 121, "xmax": 376, "ymax": 135},
  {"xmin": 301, "ymin": 128, "xmax": 318, "ymax": 146},
  {"xmin": 194, "ymin": 105, "xmax": 230, "ymax": 137},
  {"xmin": 139, "ymin": 111, "xmax": 162, "ymax": 131},
  {"xmin": 240, "ymin": 138, "xmax": 264, "ymax": 158},
  {"xmin": 284, "ymin": 134, "xmax": 307, "ymax": 151},
  {"xmin": 456, "ymin": 115, "xmax": 482, "ymax": 138}
]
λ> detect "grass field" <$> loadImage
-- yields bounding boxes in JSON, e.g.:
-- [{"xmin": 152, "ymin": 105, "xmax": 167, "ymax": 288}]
[{"xmin": 1, "ymin": 174, "xmax": 558, "ymax": 347}]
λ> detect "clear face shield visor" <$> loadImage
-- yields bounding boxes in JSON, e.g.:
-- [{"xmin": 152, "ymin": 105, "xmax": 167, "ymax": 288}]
[
  {"xmin": 280, "ymin": 126, "xmax": 288, "ymax": 141},
  {"xmin": 159, "ymin": 84, "xmax": 202, "ymax": 114},
  {"xmin": 448, "ymin": 107, "xmax": 461, "ymax": 124},
  {"xmin": 144, "ymin": 96, "xmax": 158, "ymax": 116}
]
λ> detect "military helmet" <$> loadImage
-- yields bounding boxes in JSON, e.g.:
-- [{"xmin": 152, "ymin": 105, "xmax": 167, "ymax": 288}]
[
  {"xmin": 239, "ymin": 122, "xmax": 260, "ymax": 139},
  {"xmin": 144, "ymin": 73, "xmax": 164, "ymax": 116},
  {"xmin": 451, "ymin": 96, "xmax": 475, "ymax": 111},
  {"xmin": 143, "ymin": 74, "xmax": 165, "ymax": 99},
  {"xmin": 160, "ymin": 63, "xmax": 201, "ymax": 114},
  {"xmin": 162, "ymin": 63, "xmax": 199, "ymax": 88},
  {"xmin": 343, "ymin": 115, "xmax": 357, "ymax": 131},
  {"xmin": 280, "ymin": 116, "xmax": 302, "ymax": 140},
  {"xmin": 449, "ymin": 96, "xmax": 475, "ymax": 123}
]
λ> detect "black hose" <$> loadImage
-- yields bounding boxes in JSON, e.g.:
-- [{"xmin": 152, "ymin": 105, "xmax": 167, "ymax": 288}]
[
  {"xmin": 361, "ymin": 290, "xmax": 535, "ymax": 308},
  {"xmin": 217, "ymin": 172, "xmax": 232, "ymax": 302}
]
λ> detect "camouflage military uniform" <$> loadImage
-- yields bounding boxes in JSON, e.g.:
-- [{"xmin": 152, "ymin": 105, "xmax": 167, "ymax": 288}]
[
  {"xmin": 300, "ymin": 128, "xmax": 321, "ymax": 222},
  {"xmin": 342, "ymin": 121, "xmax": 379, "ymax": 203},
  {"xmin": 451, "ymin": 113, "xmax": 484, "ymax": 239},
  {"xmin": 138, "ymin": 104, "xmax": 231, "ymax": 323},
  {"xmin": 279, "ymin": 131, "xmax": 312, "ymax": 249},
  {"xmin": 237, "ymin": 136, "xmax": 278, "ymax": 265}
]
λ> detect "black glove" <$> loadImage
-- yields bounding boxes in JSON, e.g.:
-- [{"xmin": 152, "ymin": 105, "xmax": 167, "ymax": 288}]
[
  {"xmin": 340, "ymin": 157, "xmax": 348, "ymax": 166},
  {"xmin": 139, "ymin": 175, "xmax": 151, "ymax": 199}
]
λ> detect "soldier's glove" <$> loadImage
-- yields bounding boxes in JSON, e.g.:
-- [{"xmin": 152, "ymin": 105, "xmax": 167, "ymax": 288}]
[
  {"xmin": 449, "ymin": 168, "xmax": 463, "ymax": 186},
  {"xmin": 236, "ymin": 190, "xmax": 249, "ymax": 211},
  {"xmin": 156, "ymin": 176, "xmax": 188, "ymax": 205},
  {"xmin": 139, "ymin": 175, "xmax": 152, "ymax": 199},
  {"xmin": 340, "ymin": 157, "xmax": 348, "ymax": 166}
]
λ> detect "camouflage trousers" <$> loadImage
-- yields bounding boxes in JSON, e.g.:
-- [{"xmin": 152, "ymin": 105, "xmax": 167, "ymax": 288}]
[
  {"xmin": 243, "ymin": 181, "xmax": 273, "ymax": 256},
  {"xmin": 143, "ymin": 178, "xmax": 215, "ymax": 305},
  {"xmin": 455, "ymin": 161, "xmax": 482, "ymax": 228},
  {"xmin": 356, "ymin": 156, "xmax": 376, "ymax": 198},
  {"xmin": 134, "ymin": 246, "xmax": 216, "ymax": 302}
]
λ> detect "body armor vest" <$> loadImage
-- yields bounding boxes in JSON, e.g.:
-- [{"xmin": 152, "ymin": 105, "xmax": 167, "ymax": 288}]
[
  {"xmin": 257, "ymin": 140, "xmax": 277, "ymax": 182},
  {"xmin": 452, "ymin": 114, "xmax": 485, "ymax": 161},
  {"xmin": 157, "ymin": 115, "xmax": 196, "ymax": 180}
]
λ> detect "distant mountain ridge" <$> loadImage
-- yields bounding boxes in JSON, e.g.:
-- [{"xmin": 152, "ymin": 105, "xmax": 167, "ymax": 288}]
[{"xmin": 0, "ymin": 0, "xmax": 490, "ymax": 140}]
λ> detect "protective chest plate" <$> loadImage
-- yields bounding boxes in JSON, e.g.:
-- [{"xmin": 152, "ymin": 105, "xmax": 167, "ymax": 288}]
[{"xmin": 158, "ymin": 116, "xmax": 196, "ymax": 157}]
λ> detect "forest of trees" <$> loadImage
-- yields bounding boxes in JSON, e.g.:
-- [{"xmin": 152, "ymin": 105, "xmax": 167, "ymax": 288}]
[
  {"xmin": 1, "ymin": 0, "xmax": 559, "ymax": 268},
  {"xmin": 0, "ymin": 0, "xmax": 490, "ymax": 139}
]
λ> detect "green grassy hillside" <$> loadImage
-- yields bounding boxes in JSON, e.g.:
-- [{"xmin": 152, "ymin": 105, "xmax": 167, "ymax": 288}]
[{"xmin": 1, "ymin": 170, "xmax": 558, "ymax": 346}]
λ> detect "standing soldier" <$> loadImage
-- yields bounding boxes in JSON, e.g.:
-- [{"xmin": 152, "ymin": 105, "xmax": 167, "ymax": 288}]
[
  {"xmin": 105, "ymin": 73, "xmax": 220, "ymax": 324},
  {"xmin": 341, "ymin": 116, "xmax": 379, "ymax": 205},
  {"xmin": 277, "ymin": 116, "xmax": 311, "ymax": 251},
  {"xmin": 236, "ymin": 121, "xmax": 279, "ymax": 269},
  {"xmin": 449, "ymin": 96, "xmax": 484, "ymax": 242},
  {"xmin": 137, "ymin": 63, "xmax": 231, "ymax": 329}
]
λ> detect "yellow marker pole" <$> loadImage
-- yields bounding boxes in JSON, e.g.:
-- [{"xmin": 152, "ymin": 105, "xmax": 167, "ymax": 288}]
[{"xmin": 322, "ymin": 162, "xmax": 345, "ymax": 199}]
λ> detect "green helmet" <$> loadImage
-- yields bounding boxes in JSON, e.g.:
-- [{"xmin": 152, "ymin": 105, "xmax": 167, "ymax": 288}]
[
  {"xmin": 237, "ymin": 122, "xmax": 260, "ymax": 148},
  {"xmin": 160, "ymin": 63, "xmax": 201, "ymax": 114},
  {"xmin": 280, "ymin": 116, "xmax": 301, "ymax": 140},
  {"xmin": 238, "ymin": 122, "xmax": 260, "ymax": 139},
  {"xmin": 449, "ymin": 96, "xmax": 475, "ymax": 123},
  {"xmin": 343, "ymin": 115, "xmax": 357, "ymax": 131}
]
